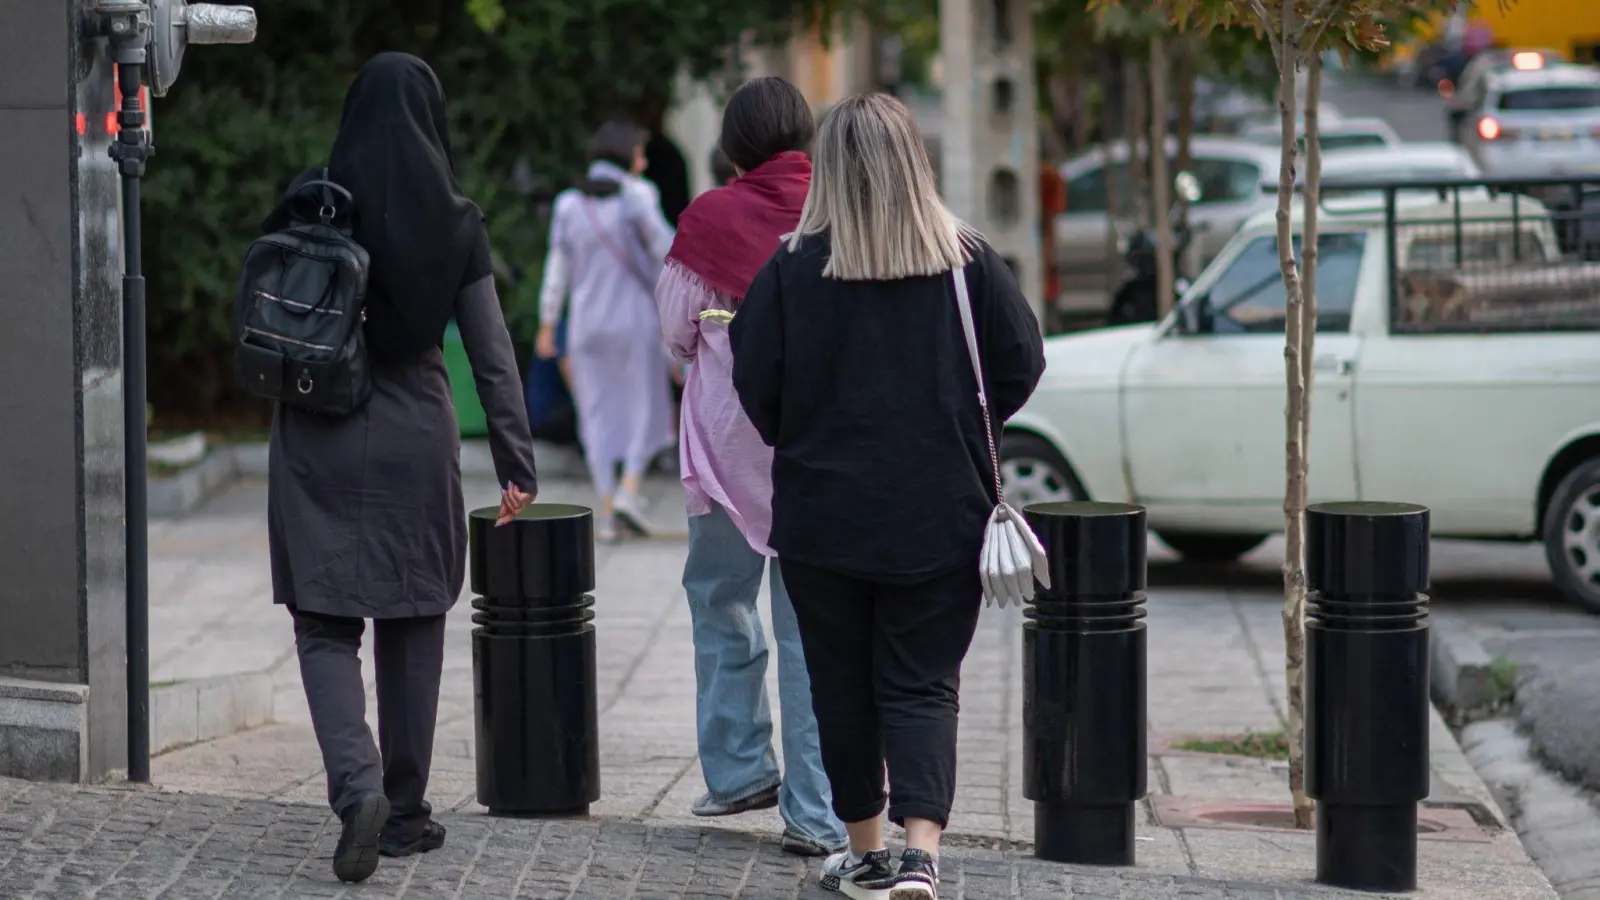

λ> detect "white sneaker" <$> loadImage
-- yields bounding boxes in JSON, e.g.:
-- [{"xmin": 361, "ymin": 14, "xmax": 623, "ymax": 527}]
[
  {"xmin": 612, "ymin": 491, "xmax": 654, "ymax": 536},
  {"xmin": 820, "ymin": 847, "xmax": 894, "ymax": 898},
  {"xmin": 596, "ymin": 515, "xmax": 619, "ymax": 544}
]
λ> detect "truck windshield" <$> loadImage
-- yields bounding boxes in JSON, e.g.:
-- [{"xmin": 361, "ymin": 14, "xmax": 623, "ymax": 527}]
[{"xmin": 1498, "ymin": 87, "xmax": 1600, "ymax": 111}]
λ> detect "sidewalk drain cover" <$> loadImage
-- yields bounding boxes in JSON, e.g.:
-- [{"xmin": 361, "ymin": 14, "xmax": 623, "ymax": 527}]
[{"xmin": 1151, "ymin": 797, "xmax": 1490, "ymax": 843}]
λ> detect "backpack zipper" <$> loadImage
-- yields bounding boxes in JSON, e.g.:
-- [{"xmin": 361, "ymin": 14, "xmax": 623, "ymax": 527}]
[{"xmin": 244, "ymin": 326, "xmax": 336, "ymax": 353}]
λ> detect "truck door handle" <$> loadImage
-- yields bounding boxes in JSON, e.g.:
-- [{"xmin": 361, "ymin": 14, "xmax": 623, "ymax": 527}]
[{"xmin": 1314, "ymin": 355, "xmax": 1353, "ymax": 375}]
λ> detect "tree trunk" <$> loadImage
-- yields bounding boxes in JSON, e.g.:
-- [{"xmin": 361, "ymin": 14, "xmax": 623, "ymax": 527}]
[
  {"xmin": 1271, "ymin": 2, "xmax": 1314, "ymax": 832},
  {"xmin": 1102, "ymin": 136, "xmax": 1123, "ymax": 301},
  {"xmin": 1150, "ymin": 35, "xmax": 1175, "ymax": 318},
  {"xmin": 1124, "ymin": 54, "xmax": 1149, "ymax": 229},
  {"xmin": 1174, "ymin": 39, "xmax": 1197, "ymax": 233},
  {"xmin": 1301, "ymin": 54, "xmax": 1323, "ymax": 459},
  {"xmin": 1102, "ymin": 51, "xmax": 1125, "ymax": 302}
]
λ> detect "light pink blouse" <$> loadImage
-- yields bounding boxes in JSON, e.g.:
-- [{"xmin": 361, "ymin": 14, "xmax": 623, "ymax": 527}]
[{"xmin": 655, "ymin": 261, "xmax": 776, "ymax": 556}]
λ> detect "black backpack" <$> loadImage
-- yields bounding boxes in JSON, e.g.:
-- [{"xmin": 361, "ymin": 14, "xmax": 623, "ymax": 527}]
[{"xmin": 233, "ymin": 170, "xmax": 372, "ymax": 417}]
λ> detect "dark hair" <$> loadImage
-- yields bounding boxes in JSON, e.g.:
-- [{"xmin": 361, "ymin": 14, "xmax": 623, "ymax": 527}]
[
  {"xmin": 718, "ymin": 76, "xmax": 815, "ymax": 173},
  {"xmin": 588, "ymin": 120, "xmax": 647, "ymax": 170},
  {"xmin": 710, "ymin": 146, "xmax": 738, "ymax": 185}
]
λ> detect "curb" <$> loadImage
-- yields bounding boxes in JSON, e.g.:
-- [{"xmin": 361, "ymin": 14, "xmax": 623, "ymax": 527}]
[
  {"xmin": 1431, "ymin": 620, "xmax": 1500, "ymax": 717},
  {"xmin": 149, "ymin": 440, "xmax": 592, "ymax": 518},
  {"xmin": 149, "ymin": 672, "xmax": 275, "ymax": 757}
]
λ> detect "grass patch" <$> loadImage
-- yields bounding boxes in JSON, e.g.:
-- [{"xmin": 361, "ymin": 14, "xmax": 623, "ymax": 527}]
[
  {"xmin": 148, "ymin": 459, "xmax": 195, "ymax": 479},
  {"xmin": 1173, "ymin": 730, "xmax": 1291, "ymax": 760},
  {"xmin": 1487, "ymin": 657, "xmax": 1518, "ymax": 704}
]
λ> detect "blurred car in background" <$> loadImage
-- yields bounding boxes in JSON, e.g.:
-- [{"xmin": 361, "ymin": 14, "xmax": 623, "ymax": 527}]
[
  {"xmin": 1053, "ymin": 137, "xmax": 1279, "ymax": 314},
  {"xmin": 1446, "ymin": 48, "xmax": 1567, "ymax": 141},
  {"xmin": 1315, "ymin": 143, "xmax": 1482, "ymax": 195},
  {"xmin": 1239, "ymin": 114, "xmax": 1401, "ymax": 153},
  {"xmin": 1460, "ymin": 64, "xmax": 1600, "ymax": 178}
]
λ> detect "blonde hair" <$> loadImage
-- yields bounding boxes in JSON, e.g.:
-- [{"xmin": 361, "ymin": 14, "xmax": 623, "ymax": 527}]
[{"xmin": 788, "ymin": 92, "xmax": 975, "ymax": 280}]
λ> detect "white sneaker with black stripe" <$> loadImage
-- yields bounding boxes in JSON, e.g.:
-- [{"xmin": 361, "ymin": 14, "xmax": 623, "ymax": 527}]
[{"xmin": 819, "ymin": 847, "xmax": 894, "ymax": 898}]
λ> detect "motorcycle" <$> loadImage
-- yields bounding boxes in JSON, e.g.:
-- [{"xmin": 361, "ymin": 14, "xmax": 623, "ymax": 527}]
[{"xmin": 1107, "ymin": 171, "xmax": 1203, "ymax": 325}]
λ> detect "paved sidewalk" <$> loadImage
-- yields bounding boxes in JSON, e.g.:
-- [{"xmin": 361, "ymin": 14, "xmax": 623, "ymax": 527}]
[
  {"xmin": 126, "ymin": 476, "xmax": 1556, "ymax": 899},
  {"xmin": 0, "ymin": 778, "xmax": 1400, "ymax": 900}
]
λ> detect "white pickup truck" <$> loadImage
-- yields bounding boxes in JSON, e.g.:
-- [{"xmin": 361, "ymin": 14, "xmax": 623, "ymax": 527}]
[{"xmin": 1003, "ymin": 186, "xmax": 1600, "ymax": 611}]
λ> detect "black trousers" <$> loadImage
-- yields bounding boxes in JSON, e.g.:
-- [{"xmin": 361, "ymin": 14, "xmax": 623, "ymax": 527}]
[
  {"xmin": 781, "ymin": 560, "xmax": 982, "ymax": 829},
  {"xmin": 291, "ymin": 609, "xmax": 447, "ymax": 842}
]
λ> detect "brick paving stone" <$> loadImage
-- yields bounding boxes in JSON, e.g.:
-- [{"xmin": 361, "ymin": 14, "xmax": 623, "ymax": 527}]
[{"xmin": 0, "ymin": 779, "xmax": 1406, "ymax": 900}]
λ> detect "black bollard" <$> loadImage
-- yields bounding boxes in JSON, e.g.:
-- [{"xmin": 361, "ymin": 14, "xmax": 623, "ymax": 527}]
[
  {"xmin": 469, "ymin": 504, "xmax": 601, "ymax": 816},
  {"xmin": 1022, "ymin": 501, "xmax": 1148, "ymax": 866},
  {"xmin": 1305, "ymin": 501, "xmax": 1431, "ymax": 892}
]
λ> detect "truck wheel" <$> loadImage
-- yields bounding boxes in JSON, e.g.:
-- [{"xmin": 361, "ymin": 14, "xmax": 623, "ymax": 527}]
[
  {"xmin": 999, "ymin": 433, "xmax": 1085, "ymax": 508},
  {"xmin": 1542, "ymin": 458, "xmax": 1600, "ymax": 614},
  {"xmin": 1156, "ymin": 531, "xmax": 1268, "ymax": 563}
]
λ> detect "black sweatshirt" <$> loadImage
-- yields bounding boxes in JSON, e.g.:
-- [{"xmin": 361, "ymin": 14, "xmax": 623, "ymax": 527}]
[{"xmin": 731, "ymin": 233, "xmax": 1046, "ymax": 582}]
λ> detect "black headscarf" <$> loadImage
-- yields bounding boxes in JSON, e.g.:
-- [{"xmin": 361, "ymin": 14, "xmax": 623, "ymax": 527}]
[{"xmin": 328, "ymin": 53, "xmax": 488, "ymax": 363}]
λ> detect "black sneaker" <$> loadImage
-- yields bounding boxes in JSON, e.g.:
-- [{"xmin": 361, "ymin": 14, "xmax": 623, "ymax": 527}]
[
  {"xmin": 380, "ymin": 819, "xmax": 447, "ymax": 858},
  {"xmin": 820, "ymin": 847, "xmax": 895, "ymax": 897},
  {"xmin": 332, "ymin": 792, "xmax": 389, "ymax": 883},
  {"xmin": 888, "ymin": 849, "xmax": 939, "ymax": 900}
]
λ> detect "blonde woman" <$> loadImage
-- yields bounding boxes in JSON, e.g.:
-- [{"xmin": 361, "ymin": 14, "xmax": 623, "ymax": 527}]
[{"xmin": 730, "ymin": 93, "xmax": 1045, "ymax": 900}]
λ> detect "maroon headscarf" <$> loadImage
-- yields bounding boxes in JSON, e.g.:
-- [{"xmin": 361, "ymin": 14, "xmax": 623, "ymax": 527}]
[{"xmin": 665, "ymin": 150, "xmax": 812, "ymax": 299}]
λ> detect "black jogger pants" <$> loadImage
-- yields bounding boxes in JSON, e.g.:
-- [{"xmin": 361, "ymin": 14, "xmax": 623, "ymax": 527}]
[{"xmin": 780, "ymin": 559, "xmax": 982, "ymax": 829}]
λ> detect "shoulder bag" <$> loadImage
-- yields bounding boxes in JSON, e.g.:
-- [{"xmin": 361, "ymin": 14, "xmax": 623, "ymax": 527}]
[{"xmin": 951, "ymin": 264, "xmax": 1051, "ymax": 608}]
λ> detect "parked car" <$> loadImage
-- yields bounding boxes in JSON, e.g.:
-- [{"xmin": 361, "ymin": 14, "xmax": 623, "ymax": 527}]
[
  {"xmin": 1240, "ymin": 115, "xmax": 1402, "ymax": 153},
  {"xmin": 1004, "ymin": 182, "xmax": 1600, "ymax": 612},
  {"xmin": 1316, "ymin": 142, "xmax": 1481, "ymax": 193},
  {"xmin": 1055, "ymin": 137, "xmax": 1280, "ymax": 313},
  {"xmin": 1446, "ymin": 48, "xmax": 1568, "ymax": 141},
  {"xmin": 1461, "ymin": 64, "xmax": 1600, "ymax": 178}
]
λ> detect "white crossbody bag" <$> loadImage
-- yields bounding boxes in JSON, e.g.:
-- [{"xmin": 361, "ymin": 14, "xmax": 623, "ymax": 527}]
[{"xmin": 951, "ymin": 265, "xmax": 1051, "ymax": 608}]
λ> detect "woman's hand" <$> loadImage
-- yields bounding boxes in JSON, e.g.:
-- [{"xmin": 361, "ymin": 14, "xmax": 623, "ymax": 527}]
[
  {"xmin": 496, "ymin": 482, "xmax": 535, "ymax": 526},
  {"xmin": 535, "ymin": 325, "xmax": 559, "ymax": 360}
]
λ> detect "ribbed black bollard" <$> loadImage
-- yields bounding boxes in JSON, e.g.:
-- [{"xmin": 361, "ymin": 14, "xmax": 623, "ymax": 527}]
[
  {"xmin": 1306, "ymin": 501, "xmax": 1431, "ymax": 892},
  {"xmin": 470, "ymin": 504, "xmax": 600, "ymax": 816},
  {"xmin": 1022, "ymin": 501, "xmax": 1148, "ymax": 866}
]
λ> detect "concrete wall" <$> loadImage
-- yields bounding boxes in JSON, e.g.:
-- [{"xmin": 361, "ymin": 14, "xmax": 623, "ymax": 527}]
[{"xmin": 0, "ymin": 0, "xmax": 128, "ymax": 781}]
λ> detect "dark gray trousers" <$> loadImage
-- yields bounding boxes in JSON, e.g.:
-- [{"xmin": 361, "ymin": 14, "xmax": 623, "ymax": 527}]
[{"xmin": 292, "ymin": 609, "xmax": 448, "ymax": 842}]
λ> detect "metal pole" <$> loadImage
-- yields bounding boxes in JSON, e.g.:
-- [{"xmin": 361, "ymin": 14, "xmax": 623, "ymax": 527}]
[
  {"xmin": 108, "ymin": 14, "xmax": 154, "ymax": 784},
  {"xmin": 1022, "ymin": 500, "xmax": 1148, "ymax": 866},
  {"xmin": 1305, "ymin": 501, "xmax": 1431, "ymax": 892}
]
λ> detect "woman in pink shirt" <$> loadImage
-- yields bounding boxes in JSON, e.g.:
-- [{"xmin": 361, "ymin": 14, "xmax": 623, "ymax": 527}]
[{"xmin": 655, "ymin": 77, "xmax": 843, "ymax": 857}]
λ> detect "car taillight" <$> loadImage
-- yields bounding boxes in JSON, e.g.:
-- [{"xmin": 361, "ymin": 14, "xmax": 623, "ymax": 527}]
[{"xmin": 1478, "ymin": 117, "xmax": 1520, "ymax": 141}]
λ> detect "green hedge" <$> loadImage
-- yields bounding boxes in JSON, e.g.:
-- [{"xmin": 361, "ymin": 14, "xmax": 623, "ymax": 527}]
[{"xmin": 144, "ymin": 0, "xmax": 837, "ymax": 419}]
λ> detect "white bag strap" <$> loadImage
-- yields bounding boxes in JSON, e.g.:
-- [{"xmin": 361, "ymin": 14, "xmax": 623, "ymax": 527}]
[{"xmin": 952, "ymin": 266, "xmax": 1005, "ymax": 505}]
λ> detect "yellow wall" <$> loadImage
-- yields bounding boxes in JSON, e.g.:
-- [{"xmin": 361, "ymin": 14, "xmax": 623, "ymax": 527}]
[{"xmin": 1471, "ymin": 0, "xmax": 1600, "ymax": 61}]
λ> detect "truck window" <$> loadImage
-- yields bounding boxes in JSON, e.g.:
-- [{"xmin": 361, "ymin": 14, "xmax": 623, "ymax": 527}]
[
  {"xmin": 1205, "ymin": 233, "xmax": 1367, "ymax": 334},
  {"xmin": 1498, "ymin": 87, "xmax": 1600, "ymax": 110}
]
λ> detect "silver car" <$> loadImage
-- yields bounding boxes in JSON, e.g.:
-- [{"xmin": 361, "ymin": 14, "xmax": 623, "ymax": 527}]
[
  {"xmin": 1054, "ymin": 137, "xmax": 1280, "ymax": 312},
  {"xmin": 1462, "ymin": 64, "xmax": 1600, "ymax": 179}
]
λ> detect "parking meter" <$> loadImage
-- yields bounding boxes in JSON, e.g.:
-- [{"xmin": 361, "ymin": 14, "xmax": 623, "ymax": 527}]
[{"xmin": 81, "ymin": 0, "xmax": 257, "ymax": 784}]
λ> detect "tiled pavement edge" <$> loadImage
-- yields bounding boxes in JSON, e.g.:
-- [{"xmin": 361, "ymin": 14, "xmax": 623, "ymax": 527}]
[{"xmin": 0, "ymin": 779, "xmax": 1403, "ymax": 899}]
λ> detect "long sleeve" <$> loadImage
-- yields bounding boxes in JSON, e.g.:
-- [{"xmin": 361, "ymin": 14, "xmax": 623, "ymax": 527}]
[
  {"xmin": 538, "ymin": 194, "xmax": 571, "ymax": 328},
  {"xmin": 656, "ymin": 263, "xmax": 722, "ymax": 363},
  {"xmin": 456, "ymin": 274, "xmax": 539, "ymax": 495},
  {"xmin": 623, "ymin": 177, "xmax": 675, "ymax": 285},
  {"xmin": 978, "ymin": 245, "xmax": 1047, "ymax": 423},
  {"xmin": 730, "ymin": 256, "xmax": 785, "ymax": 447}
]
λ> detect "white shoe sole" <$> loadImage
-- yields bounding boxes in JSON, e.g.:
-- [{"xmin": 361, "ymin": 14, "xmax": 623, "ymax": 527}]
[
  {"xmin": 818, "ymin": 877, "xmax": 889, "ymax": 900},
  {"xmin": 888, "ymin": 885, "xmax": 935, "ymax": 900}
]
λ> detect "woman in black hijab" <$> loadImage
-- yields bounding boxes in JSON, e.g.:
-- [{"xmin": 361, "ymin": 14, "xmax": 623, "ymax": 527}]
[{"xmin": 266, "ymin": 52, "xmax": 539, "ymax": 884}]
